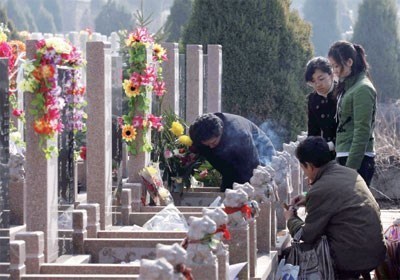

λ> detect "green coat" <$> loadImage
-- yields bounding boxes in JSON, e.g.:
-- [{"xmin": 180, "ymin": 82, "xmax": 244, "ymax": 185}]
[
  {"xmin": 335, "ymin": 72, "xmax": 377, "ymax": 169},
  {"xmin": 287, "ymin": 161, "xmax": 386, "ymax": 271}
]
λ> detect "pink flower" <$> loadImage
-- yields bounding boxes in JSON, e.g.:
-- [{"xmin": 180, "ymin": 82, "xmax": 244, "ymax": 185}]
[
  {"xmin": 147, "ymin": 114, "xmax": 163, "ymax": 131},
  {"xmin": 132, "ymin": 115, "xmax": 145, "ymax": 128},
  {"xmin": 132, "ymin": 27, "xmax": 154, "ymax": 44},
  {"xmin": 117, "ymin": 117, "xmax": 124, "ymax": 128},
  {"xmin": 199, "ymin": 169, "xmax": 208, "ymax": 179},
  {"xmin": 153, "ymin": 80, "xmax": 166, "ymax": 97},
  {"xmin": 164, "ymin": 149, "xmax": 173, "ymax": 159},
  {"xmin": 130, "ymin": 72, "xmax": 142, "ymax": 86},
  {"xmin": 12, "ymin": 109, "xmax": 24, "ymax": 117},
  {"xmin": 141, "ymin": 66, "xmax": 157, "ymax": 86}
]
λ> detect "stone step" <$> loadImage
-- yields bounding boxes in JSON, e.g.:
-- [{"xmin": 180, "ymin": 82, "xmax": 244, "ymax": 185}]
[
  {"xmin": 55, "ymin": 254, "xmax": 91, "ymax": 264},
  {"xmin": 40, "ymin": 263, "xmax": 139, "ymax": 275},
  {"xmin": 252, "ymin": 251, "xmax": 278, "ymax": 280},
  {"xmin": 0, "ymin": 263, "xmax": 9, "ymax": 274},
  {"xmin": 9, "ymin": 224, "xmax": 27, "ymax": 240},
  {"xmin": 21, "ymin": 275, "xmax": 138, "ymax": 279}
]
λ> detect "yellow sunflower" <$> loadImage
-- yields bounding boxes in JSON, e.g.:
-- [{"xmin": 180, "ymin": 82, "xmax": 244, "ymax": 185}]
[
  {"xmin": 178, "ymin": 135, "xmax": 193, "ymax": 147},
  {"xmin": 169, "ymin": 121, "xmax": 184, "ymax": 136},
  {"xmin": 123, "ymin": 79, "xmax": 140, "ymax": 97},
  {"xmin": 153, "ymin": 43, "xmax": 166, "ymax": 59},
  {"xmin": 122, "ymin": 125, "xmax": 137, "ymax": 142}
]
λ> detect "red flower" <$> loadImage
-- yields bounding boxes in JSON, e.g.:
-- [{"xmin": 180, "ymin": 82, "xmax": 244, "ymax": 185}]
[
  {"xmin": 12, "ymin": 109, "xmax": 24, "ymax": 117},
  {"xmin": 80, "ymin": 146, "xmax": 87, "ymax": 160}
]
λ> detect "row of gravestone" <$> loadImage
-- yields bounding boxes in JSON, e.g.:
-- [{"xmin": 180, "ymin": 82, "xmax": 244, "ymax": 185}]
[
  {"xmin": 8, "ymin": 32, "xmax": 223, "ymax": 207},
  {"xmin": 0, "ymin": 38, "xmax": 307, "ymax": 278},
  {"xmin": 5, "ymin": 37, "xmax": 223, "ymax": 215},
  {"xmin": 0, "ymin": 35, "xmax": 222, "ymax": 269}
]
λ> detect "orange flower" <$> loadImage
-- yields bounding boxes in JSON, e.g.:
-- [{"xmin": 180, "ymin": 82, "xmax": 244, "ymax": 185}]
[
  {"xmin": 32, "ymin": 64, "xmax": 55, "ymax": 81},
  {"xmin": 33, "ymin": 118, "xmax": 54, "ymax": 136}
]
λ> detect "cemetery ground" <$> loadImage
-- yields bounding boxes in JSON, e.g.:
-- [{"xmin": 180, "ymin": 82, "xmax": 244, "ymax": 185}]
[{"xmin": 1, "ymin": 30, "xmax": 399, "ymax": 279}]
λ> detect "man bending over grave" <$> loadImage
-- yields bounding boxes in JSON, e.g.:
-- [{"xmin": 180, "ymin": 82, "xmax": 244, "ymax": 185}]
[{"xmin": 189, "ymin": 113, "xmax": 276, "ymax": 192}]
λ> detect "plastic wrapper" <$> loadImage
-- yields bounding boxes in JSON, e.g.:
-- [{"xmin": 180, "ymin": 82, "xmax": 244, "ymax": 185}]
[
  {"xmin": 139, "ymin": 162, "xmax": 174, "ymax": 206},
  {"xmin": 142, "ymin": 204, "xmax": 189, "ymax": 231}
]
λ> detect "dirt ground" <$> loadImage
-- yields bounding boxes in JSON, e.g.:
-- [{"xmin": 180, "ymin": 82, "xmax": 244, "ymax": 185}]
[{"xmin": 371, "ymin": 165, "xmax": 400, "ymax": 209}]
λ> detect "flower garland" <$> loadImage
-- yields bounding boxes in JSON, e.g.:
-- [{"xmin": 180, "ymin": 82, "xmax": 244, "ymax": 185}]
[
  {"xmin": 19, "ymin": 37, "xmax": 85, "ymax": 158},
  {"xmin": 119, "ymin": 27, "xmax": 167, "ymax": 156},
  {"xmin": 0, "ymin": 23, "xmax": 13, "ymax": 73}
]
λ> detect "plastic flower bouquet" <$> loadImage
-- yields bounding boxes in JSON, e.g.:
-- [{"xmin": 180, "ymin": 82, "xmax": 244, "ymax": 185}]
[
  {"xmin": 139, "ymin": 162, "xmax": 173, "ymax": 206},
  {"xmin": 155, "ymin": 111, "xmax": 202, "ymax": 192}
]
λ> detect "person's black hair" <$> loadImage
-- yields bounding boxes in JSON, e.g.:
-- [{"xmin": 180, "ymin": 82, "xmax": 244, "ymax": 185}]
[
  {"xmin": 189, "ymin": 113, "xmax": 223, "ymax": 146},
  {"xmin": 295, "ymin": 136, "xmax": 331, "ymax": 167},
  {"xmin": 328, "ymin": 40, "xmax": 369, "ymax": 76},
  {"xmin": 304, "ymin": 56, "xmax": 333, "ymax": 82}
]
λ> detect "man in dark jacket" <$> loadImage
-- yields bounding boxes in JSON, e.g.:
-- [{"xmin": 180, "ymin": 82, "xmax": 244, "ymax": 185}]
[
  {"xmin": 284, "ymin": 136, "xmax": 386, "ymax": 279},
  {"xmin": 189, "ymin": 113, "xmax": 276, "ymax": 192}
]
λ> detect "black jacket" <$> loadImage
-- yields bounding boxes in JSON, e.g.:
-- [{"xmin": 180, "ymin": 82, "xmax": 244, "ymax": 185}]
[{"xmin": 196, "ymin": 113, "xmax": 276, "ymax": 191}]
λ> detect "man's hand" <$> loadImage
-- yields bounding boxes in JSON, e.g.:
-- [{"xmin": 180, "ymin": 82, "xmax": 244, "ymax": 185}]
[
  {"xmin": 284, "ymin": 208, "xmax": 295, "ymax": 220},
  {"xmin": 290, "ymin": 194, "xmax": 306, "ymax": 207}
]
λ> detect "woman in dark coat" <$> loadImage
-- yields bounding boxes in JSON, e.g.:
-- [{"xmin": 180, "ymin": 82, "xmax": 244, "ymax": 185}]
[{"xmin": 305, "ymin": 57, "xmax": 338, "ymax": 155}]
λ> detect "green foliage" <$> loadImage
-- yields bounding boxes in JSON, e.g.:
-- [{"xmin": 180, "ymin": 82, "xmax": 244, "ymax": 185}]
[
  {"xmin": 303, "ymin": 0, "xmax": 341, "ymax": 56},
  {"xmin": 352, "ymin": 0, "xmax": 400, "ymax": 102},
  {"xmin": 182, "ymin": 0, "xmax": 313, "ymax": 145},
  {"xmin": 164, "ymin": 0, "xmax": 193, "ymax": 42},
  {"xmin": 95, "ymin": 0, "xmax": 133, "ymax": 36}
]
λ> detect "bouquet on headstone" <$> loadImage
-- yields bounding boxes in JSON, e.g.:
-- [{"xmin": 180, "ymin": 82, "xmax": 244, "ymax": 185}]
[{"xmin": 139, "ymin": 162, "xmax": 173, "ymax": 206}]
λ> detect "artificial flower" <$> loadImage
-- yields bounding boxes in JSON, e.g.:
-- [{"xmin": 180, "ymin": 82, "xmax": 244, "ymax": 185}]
[
  {"xmin": 125, "ymin": 27, "xmax": 154, "ymax": 47},
  {"xmin": 123, "ymin": 79, "xmax": 140, "ymax": 97},
  {"xmin": 12, "ymin": 109, "xmax": 24, "ymax": 117},
  {"xmin": 132, "ymin": 115, "xmax": 145, "ymax": 128},
  {"xmin": 164, "ymin": 149, "xmax": 173, "ymax": 159},
  {"xmin": 33, "ymin": 118, "xmax": 54, "ymax": 136},
  {"xmin": 199, "ymin": 169, "xmax": 208, "ymax": 179},
  {"xmin": 178, "ymin": 135, "xmax": 193, "ymax": 147},
  {"xmin": 153, "ymin": 80, "xmax": 166, "ymax": 97},
  {"xmin": 153, "ymin": 43, "xmax": 166, "ymax": 61},
  {"xmin": 45, "ymin": 37, "xmax": 72, "ymax": 54},
  {"xmin": 80, "ymin": 146, "xmax": 87, "ymax": 160},
  {"xmin": 147, "ymin": 114, "xmax": 163, "ymax": 131},
  {"xmin": 0, "ymin": 32, "xmax": 6, "ymax": 43},
  {"xmin": 122, "ymin": 124, "xmax": 137, "ymax": 142},
  {"xmin": 170, "ymin": 121, "xmax": 184, "ymax": 136},
  {"xmin": 32, "ymin": 64, "xmax": 56, "ymax": 81},
  {"xmin": 141, "ymin": 66, "xmax": 157, "ymax": 86}
]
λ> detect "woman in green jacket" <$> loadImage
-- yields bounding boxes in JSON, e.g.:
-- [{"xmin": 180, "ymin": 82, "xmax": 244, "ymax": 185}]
[{"xmin": 328, "ymin": 41, "xmax": 377, "ymax": 186}]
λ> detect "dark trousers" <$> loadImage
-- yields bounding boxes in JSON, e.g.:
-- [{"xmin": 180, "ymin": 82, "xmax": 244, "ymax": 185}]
[{"xmin": 337, "ymin": 156, "xmax": 375, "ymax": 186}]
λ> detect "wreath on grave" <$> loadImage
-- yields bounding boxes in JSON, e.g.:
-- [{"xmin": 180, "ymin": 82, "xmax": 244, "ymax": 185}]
[
  {"xmin": 118, "ymin": 27, "xmax": 167, "ymax": 156},
  {"xmin": 19, "ymin": 37, "xmax": 86, "ymax": 158}
]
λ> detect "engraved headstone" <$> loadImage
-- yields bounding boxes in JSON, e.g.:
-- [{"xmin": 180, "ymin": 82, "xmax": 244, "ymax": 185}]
[{"xmin": 0, "ymin": 58, "xmax": 10, "ymax": 262}]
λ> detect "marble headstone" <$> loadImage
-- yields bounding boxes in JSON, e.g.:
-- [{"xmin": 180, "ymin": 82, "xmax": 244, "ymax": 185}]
[{"xmin": 0, "ymin": 58, "xmax": 10, "ymax": 262}]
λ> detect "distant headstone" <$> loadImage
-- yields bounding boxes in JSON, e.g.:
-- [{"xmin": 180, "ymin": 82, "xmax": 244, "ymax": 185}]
[
  {"xmin": 185, "ymin": 45, "xmax": 204, "ymax": 124},
  {"xmin": 0, "ymin": 58, "xmax": 10, "ymax": 262}
]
